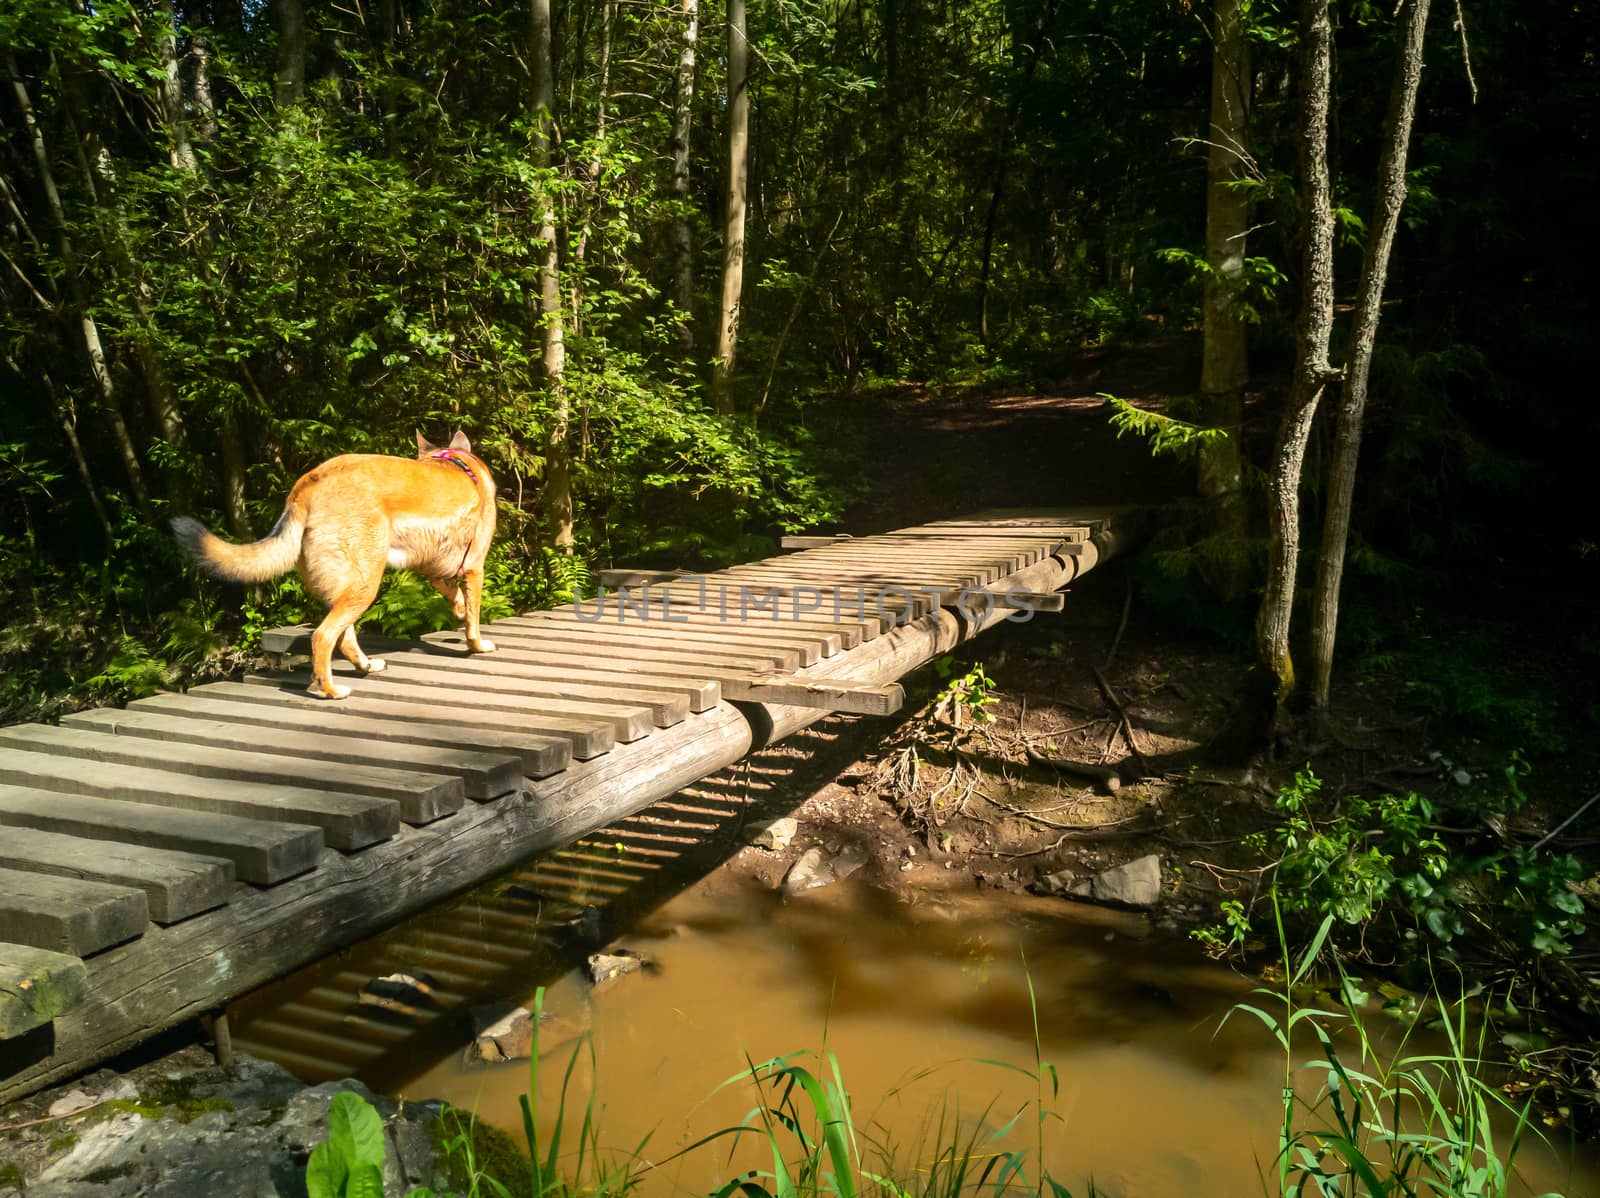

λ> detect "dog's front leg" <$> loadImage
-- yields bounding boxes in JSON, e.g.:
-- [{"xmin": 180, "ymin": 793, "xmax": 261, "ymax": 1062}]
[{"xmin": 460, "ymin": 567, "xmax": 496, "ymax": 654}]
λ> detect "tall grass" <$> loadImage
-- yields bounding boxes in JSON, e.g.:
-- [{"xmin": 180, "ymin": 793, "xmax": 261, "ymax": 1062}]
[{"xmin": 1228, "ymin": 902, "xmax": 1566, "ymax": 1198}]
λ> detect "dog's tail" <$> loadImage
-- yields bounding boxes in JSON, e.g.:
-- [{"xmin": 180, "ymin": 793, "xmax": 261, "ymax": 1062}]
[{"xmin": 171, "ymin": 506, "xmax": 305, "ymax": 584}]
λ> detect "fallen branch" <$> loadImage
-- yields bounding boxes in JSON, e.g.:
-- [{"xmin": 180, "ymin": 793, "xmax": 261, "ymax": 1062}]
[
  {"xmin": 1024, "ymin": 747, "xmax": 1122, "ymax": 793},
  {"xmin": 1532, "ymin": 789, "xmax": 1600, "ymax": 852},
  {"xmin": 1091, "ymin": 665, "xmax": 1152, "ymax": 777}
]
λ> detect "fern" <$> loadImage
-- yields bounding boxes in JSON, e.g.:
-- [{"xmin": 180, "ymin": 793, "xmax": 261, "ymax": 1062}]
[{"xmin": 1104, "ymin": 395, "xmax": 1228, "ymax": 460}]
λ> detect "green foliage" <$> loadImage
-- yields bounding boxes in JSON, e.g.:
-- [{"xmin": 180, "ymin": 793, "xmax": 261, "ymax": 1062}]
[
  {"xmin": 1104, "ymin": 396, "xmax": 1229, "ymax": 461},
  {"xmin": 1231, "ymin": 910, "xmax": 1562, "ymax": 1198},
  {"xmin": 306, "ymin": 1091, "xmax": 435, "ymax": 1198},
  {"xmin": 932, "ymin": 658, "xmax": 1000, "ymax": 726},
  {"xmin": 1198, "ymin": 767, "xmax": 1589, "ymax": 966}
]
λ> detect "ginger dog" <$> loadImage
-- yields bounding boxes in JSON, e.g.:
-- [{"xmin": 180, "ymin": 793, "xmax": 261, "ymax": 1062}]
[{"xmin": 173, "ymin": 431, "xmax": 498, "ymax": 699}]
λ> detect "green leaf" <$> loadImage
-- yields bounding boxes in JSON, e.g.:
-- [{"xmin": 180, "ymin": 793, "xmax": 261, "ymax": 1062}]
[{"xmin": 328, "ymin": 1091, "xmax": 388, "ymax": 1169}]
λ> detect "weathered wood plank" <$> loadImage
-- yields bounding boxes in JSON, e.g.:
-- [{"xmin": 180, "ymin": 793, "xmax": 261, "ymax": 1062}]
[
  {"xmin": 191, "ymin": 681, "xmax": 614, "ymax": 759},
  {"xmin": 0, "ymin": 867, "xmax": 149, "ymax": 957},
  {"xmin": 428, "ymin": 628, "xmax": 802, "ymax": 671},
  {"xmin": 489, "ymin": 617, "xmax": 812, "ymax": 662},
  {"xmin": 0, "ymin": 826, "xmax": 233, "ymax": 923},
  {"xmin": 129, "ymin": 693, "xmax": 569, "ymax": 779},
  {"xmin": 63, "ymin": 707, "xmax": 520, "ymax": 802},
  {"xmin": 0, "ymin": 943, "xmax": 87, "ymax": 1039},
  {"xmin": 0, "ymin": 748, "xmax": 397, "ymax": 852},
  {"xmin": 245, "ymin": 671, "xmax": 655, "ymax": 743},
  {"xmin": 718, "ymin": 559, "xmax": 995, "ymax": 590},
  {"xmin": 0, "ymin": 724, "xmax": 463, "ymax": 826},
  {"xmin": 0, "ymin": 704, "xmax": 754, "ymax": 1103},
  {"xmin": 725, "ymin": 676, "xmax": 905, "ymax": 715},
  {"xmin": 387, "ymin": 649, "xmax": 720, "ymax": 711},
  {"xmin": 503, "ymin": 601, "xmax": 882, "ymax": 645},
  {"xmin": 514, "ymin": 610, "xmax": 830, "ymax": 665},
  {"xmin": 0, "ymin": 786, "xmax": 321, "ymax": 886},
  {"xmin": 314, "ymin": 661, "xmax": 690, "ymax": 729}
]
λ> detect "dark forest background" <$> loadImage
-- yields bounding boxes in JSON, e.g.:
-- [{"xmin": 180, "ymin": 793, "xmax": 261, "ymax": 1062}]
[{"xmin": 2, "ymin": 0, "xmax": 1595, "ymax": 723}]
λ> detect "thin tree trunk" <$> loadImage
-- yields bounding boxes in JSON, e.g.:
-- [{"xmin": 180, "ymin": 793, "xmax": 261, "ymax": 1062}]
[
  {"xmin": 275, "ymin": 0, "xmax": 306, "ymax": 106},
  {"xmin": 711, "ymin": 0, "xmax": 749, "ymax": 415},
  {"xmin": 1197, "ymin": 0, "xmax": 1251, "ymax": 577},
  {"xmin": 156, "ymin": 0, "xmax": 197, "ymax": 172},
  {"xmin": 69, "ymin": 113, "xmax": 191, "ymax": 490},
  {"xmin": 671, "ymin": 0, "xmax": 699, "ymax": 353},
  {"xmin": 570, "ymin": 0, "xmax": 613, "ymax": 337},
  {"xmin": 46, "ymin": 376, "xmax": 115, "ymax": 544},
  {"xmin": 1255, "ymin": 0, "xmax": 1340, "ymax": 724},
  {"xmin": 6, "ymin": 56, "xmax": 152, "ymax": 517},
  {"xmin": 191, "ymin": 32, "xmax": 218, "ymax": 142},
  {"xmin": 1309, "ymin": 0, "xmax": 1431, "ymax": 709},
  {"xmin": 530, "ymin": 0, "xmax": 572, "ymax": 551}
]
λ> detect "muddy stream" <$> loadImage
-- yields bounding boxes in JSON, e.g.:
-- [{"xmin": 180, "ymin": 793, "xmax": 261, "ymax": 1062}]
[{"xmin": 234, "ymin": 867, "xmax": 1595, "ymax": 1196}]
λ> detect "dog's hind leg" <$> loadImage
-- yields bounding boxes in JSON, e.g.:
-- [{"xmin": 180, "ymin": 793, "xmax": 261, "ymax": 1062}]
[
  {"xmin": 301, "ymin": 525, "xmax": 386, "ymax": 700},
  {"xmin": 338, "ymin": 625, "xmax": 386, "ymax": 675},
  {"xmin": 460, "ymin": 567, "xmax": 496, "ymax": 654},
  {"xmin": 429, "ymin": 576, "xmax": 467, "ymax": 622}
]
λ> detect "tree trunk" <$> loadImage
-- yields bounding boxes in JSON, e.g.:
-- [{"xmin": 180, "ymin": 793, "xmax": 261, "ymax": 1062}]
[
  {"xmin": 530, "ymin": 0, "xmax": 572, "ymax": 552},
  {"xmin": 156, "ymin": 0, "xmax": 197, "ymax": 172},
  {"xmin": 1255, "ymin": 0, "xmax": 1339, "ymax": 724},
  {"xmin": 6, "ymin": 56, "xmax": 152, "ymax": 517},
  {"xmin": 191, "ymin": 32, "xmax": 218, "ymax": 143},
  {"xmin": 275, "ymin": 0, "xmax": 306, "ymax": 107},
  {"xmin": 671, "ymin": 0, "xmax": 699, "ymax": 353},
  {"xmin": 45, "ymin": 375, "xmax": 115, "ymax": 545},
  {"xmin": 711, "ymin": 0, "xmax": 749, "ymax": 415},
  {"xmin": 1197, "ymin": 0, "xmax": 1251, "ymax": 575},
  {"xmin": 1309, "ymin": 0, "xmax": 1431, "ymax": 709}
]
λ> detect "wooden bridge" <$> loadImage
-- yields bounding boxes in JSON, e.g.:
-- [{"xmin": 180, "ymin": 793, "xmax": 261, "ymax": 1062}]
[{"xmin": 0, "ymin": 508, "xmax": 1132, "ymax": 1100}]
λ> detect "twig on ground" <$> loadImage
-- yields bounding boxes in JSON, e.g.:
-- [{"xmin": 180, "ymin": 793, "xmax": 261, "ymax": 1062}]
[
  {"xmin": 1091, "ymin": 664, "xmax": 1153, "ymax": 777},
  {"xmin": 1024, "ymin": 746, "xmax": 1121, "ymax": 793},
  {"xmin": 1532, "ymin": 789, "xmax": 1600, "ymax": 852},
  {"xmin": 1101, "ymin": 576, "xmax": 1133, "ymax": 672}
]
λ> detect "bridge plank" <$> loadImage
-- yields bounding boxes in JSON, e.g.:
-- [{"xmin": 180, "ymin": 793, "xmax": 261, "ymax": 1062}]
[
  {"xmin": 511, "ymin": 612, "xmax": 817, "ymax": 667},
  {"xmin": 0, "ymin": 943, "xmax": 88, "ymax": 1039},
  {"xmin": 0, "ymin": 867, "xmax": 149, "ymax": 957},
  {"xmin": 514, "ymin": 602, "xmax": 883, "ymax": 644},
  {"xmin": 0, "ymin": 747, "xmax": 396, "ymax": 852},
  {"xmin": 332, "ymin": 661, "xmax": 690, "ymax": 728},
  {"xmin": 0, "ymin": 826, "xmax": 233, "ymax": 923},
  {"xmin": 244, "ymin": 673, "xmax": 654, "ymax": 743},
  {"xmin": 384, "ymin": 650, "xmax": 721, "ymax": 712},
  {"xmin": 192, "ymin": 681, "xmax": 612, "ymax": 759},
  {"xmin": 63, "ymin": 707, "xmax": 520, "ymax": 801},
  {"xmin": 428, "ymin": 628, "xmax": 802, "ymax": 670},
  {"xmin": 0, "ymin": 724, "xmax": 463, "ymax": 826},
  {"xmin": 0, "ymin": 786, "xmax": 321, "ymax": 885},
  {"xmin": 646, "ymin": 579, "xmax": 924, "ymax": 625}
]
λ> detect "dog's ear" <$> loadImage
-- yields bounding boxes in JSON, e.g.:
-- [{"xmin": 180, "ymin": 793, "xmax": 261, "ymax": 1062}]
[
  {"xmin": 415, "ymin": 429, "xmax": 436, "ymax": 457},
  {"xmin": 449, "ymin": 429, "xmax": 472, "ymax": 452}
]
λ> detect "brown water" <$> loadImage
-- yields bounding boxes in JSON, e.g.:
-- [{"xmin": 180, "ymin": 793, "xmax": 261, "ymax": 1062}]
[{"xmin": 367, "ymin": 872, "xmax": 1593, "ymax": 1198}]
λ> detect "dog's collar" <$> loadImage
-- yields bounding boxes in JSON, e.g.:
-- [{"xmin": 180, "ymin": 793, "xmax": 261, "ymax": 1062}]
[{"xmin": 430, "ymin": 448, "xmax": 479, "ymax": 485}]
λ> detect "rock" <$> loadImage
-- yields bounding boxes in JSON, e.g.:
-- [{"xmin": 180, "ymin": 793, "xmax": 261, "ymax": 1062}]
[
  {"xmin": 358, "ymin": 972, "xmax": 440, "ymax": 1015},
  {"xmin": 781, "ymin": 844, "xmax": 869, "ymax": 895},
  {"xmin": 1086, "ymin": 854, "xmax": 1164, "ymax": 908},
  {"xmin": 1451, "ymin": 769, "xmax": 1472, "ymax": 787},
  {"xmin": 587, "ymin": 948, "xmax": 651, "ymax": 985},
  {"xmin": 467, "ymin": 1003, "xmax": 584, "ymax": 1063},
  {"xmin": 47, "ymin": 1089, "xmax": 94, "ymax": 1117},
  {"xmin": 28, "ymin": 1067, "xmax": 446, "ymax": 1198},
  {"xmin": 100, "ymin": 1077, "xmax": 141, "ymax": 1102},
  {"xmin": 744, "ymin": 817, "xmax": 798, "ymax": 852},
  {"xmin": 1033, "ymin": 855, "xmax": 1163, "ymax": 909}
]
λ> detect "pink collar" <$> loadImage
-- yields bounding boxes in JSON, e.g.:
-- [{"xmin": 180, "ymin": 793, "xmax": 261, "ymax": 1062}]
[{"xmin": 431, "ymin": 448, "xmax": 479, "ymax": 485}]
